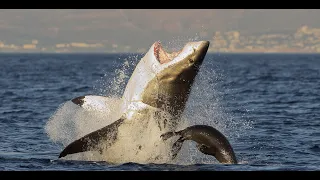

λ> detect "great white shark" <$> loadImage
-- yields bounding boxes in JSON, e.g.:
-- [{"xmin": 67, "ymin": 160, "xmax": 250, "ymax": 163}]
[{"xmin": 56, "ymin": 40, "xmax": 210, "ymax": 163}]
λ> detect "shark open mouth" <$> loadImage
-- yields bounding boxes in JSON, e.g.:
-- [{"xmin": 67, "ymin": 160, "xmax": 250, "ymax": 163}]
[{"xmin": 154, "ymin": 41, "xmax": 182, "ymax": 64}]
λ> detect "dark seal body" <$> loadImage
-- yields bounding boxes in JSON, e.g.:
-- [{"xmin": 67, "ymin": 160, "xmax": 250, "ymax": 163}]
[{"xmin": 161, "ymin": 125, "xmax": 237, "ymax": 164}]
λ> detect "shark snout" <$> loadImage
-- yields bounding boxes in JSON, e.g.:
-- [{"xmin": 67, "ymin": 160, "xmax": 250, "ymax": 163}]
[
  {"xmin": 187, "ymin": 41, "xmax": 210, "ymax": 66},
  {"xmin": 187, "ymin": 41, "xmax": 210, "ymax": 52}
]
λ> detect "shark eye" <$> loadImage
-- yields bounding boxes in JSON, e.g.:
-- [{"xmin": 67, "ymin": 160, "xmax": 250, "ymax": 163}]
[{"xmin": 189, "ymin": 58, "xmax": 194, "ymax": 63}]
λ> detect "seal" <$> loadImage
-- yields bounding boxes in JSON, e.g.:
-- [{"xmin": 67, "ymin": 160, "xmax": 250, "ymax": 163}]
[
  {"xmin": 56, "ymin": 41, "xmax": 210, "ymax": 160},
  {"xmin": 161, "ymin": 125, "xmax": 238, "ymax": 164}
]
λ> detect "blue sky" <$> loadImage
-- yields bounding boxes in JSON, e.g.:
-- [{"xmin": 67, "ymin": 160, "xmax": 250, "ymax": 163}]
[{"xmin": 1, "ymin": 9, "xmax": 320, "ymax": 53}]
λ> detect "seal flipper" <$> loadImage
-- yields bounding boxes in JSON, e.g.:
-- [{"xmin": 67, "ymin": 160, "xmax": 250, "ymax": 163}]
[
  {"xmin": 160, "ymin": 132, "xmax": 177, "ymax": 141},
  {"xmin": 171, "ymin": 137, "xmax": 185, "ymax": 159},
  {"xmin": 161, "ymin": 130, "xmax": 183, "ymax": 141},
  {"xmin": 58, "ymin": 117, "xmax": 125, "ymax": 158},
  {"xmin": 196, "ymin": 144, "xmax": 216, "ymax": 156}
]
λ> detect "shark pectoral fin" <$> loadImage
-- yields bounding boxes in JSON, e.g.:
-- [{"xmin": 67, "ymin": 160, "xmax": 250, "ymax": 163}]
[
  {"xmin": 71, "ymin": 95, "xmax": 122, "ymax": 112},
  {"xmin": 171, "ymin": 137, "xmax": 185, "ymax": 159},
  {"xmin": 58, "ymin": 118, "xmax": 125, "ymax": 158}
]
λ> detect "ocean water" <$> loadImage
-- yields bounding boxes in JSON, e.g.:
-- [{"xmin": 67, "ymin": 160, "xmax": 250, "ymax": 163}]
[{"xmin": 1, "ymin": 52, "xmax": 320, "ymax": 171}]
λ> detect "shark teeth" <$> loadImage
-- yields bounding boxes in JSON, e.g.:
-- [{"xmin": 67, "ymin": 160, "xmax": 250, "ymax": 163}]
[{"xmin": 154, "ymin": 41, "xmax": 182, "ymax": 64}]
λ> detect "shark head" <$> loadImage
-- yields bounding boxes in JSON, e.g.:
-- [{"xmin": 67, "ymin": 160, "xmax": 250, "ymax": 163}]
[{"xmin": 122, "ymin": 40, "xmax": 210, "ymax": 119}]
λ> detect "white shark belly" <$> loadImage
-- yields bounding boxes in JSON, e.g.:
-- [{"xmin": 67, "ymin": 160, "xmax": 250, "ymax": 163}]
[
  {"xmin": 121, "ymin": 47, "xmax": 158, "ymax": 108},
  {"xmin": 99, "ymin": 103, "xmax": 175, "ymax": 163}
]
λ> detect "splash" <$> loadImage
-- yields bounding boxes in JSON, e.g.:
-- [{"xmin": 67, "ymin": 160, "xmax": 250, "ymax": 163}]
[
  {"xmin": 45, "ymin": 37, "xmax": 252, "ymax": 165},
  {"xmin": 45, "ymin": 98, "xmax": 123, "ymax": 161},
  {"xmin": 177, "ymin": 54, "xmax": 253, "ymax": 164},
  {"xmin": 162, "ymin": 35, "xmax": 202, "ymax": 53},
  {"xmin": 93, "ymin": 54, "xmax": 141, "ymax": 97}
]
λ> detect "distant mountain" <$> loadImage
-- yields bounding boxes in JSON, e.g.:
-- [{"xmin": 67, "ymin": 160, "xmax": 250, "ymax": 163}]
[{"xmin": 1, "ymin": 9, "xmax": 320, "ymax": 52}]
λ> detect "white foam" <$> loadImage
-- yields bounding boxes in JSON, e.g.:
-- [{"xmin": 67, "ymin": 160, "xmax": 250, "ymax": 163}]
[{"xmin": 45, "ymin": 100, "xmax": 122, "ymax": 147}]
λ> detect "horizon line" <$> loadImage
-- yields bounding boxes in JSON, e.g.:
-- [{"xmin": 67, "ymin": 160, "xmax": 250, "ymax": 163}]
[{"xmin": 0, "ymin": 51, "xmax": 320, "ymax": 55}]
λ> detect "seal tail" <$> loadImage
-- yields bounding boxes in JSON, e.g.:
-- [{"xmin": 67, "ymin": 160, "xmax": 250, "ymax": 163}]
[{"xmin": 58, "ymin": 118, "xmax": 125, "ymax": 158}]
